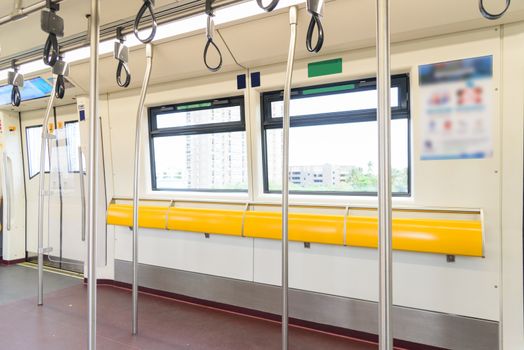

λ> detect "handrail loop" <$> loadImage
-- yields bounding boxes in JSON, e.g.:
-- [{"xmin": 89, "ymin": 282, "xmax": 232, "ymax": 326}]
[
  {"xmin": 256, "ymin": 0, "xmax": 280, "ymax": 12},
  {"xmin": 114, "ymin": 27, "xmax": 131, "ymax": 88},
  {"xmin": 133, "ymin": 0, "xmax": 157, "ymax": 44},
  {"xmin": 52, "ymin": 51, "xmax": 69, "ymax": 99},
  {"xmin": 203, "ymin": 0, "xmax": 223, "ymax": 72},
  {"xmin": 41, "ymin": 0, "xmax": 64, "ymax": 67},
  {"xmin": 479, "ymin": 0, "xmax": 511, "ymax": 20},
  {"xmin": 8, "ymin": 61, "xmax": 23, "ymax": 107},
  {"xmin": 306, "ymin": 0, "xmax": 325, "ymax": 53}
]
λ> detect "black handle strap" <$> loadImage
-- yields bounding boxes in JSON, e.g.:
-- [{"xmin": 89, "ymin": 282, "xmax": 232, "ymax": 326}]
[
  {"xmin": 55, "ymin": 74, "xmax": 65, "ymax": 99},
  {"xmin": 256, "ymin": 0, "xmax": 279, "ymax": 12},
  {"xmin": 46, "ymin": 0, "xmax": 60, "ymax": 12},
  {"xmin": 204, "ymin": 0, "xmax": 223, "ymax": 72},
  {"xmin": 479, "ymin": 0, "xmax": 510, "ymax": 20},
  {"xmin": 43, "ymin": 33, "xmax": 59, "ymax": 67},
  {"xmin": 11, "ymin": 86, "xmax": 21, "ymax": 107},
  {"xmin": 115, "ymin": 27, "xmax": 131, "ymax": 88},
  {"xmin": 134, "ymin": 0, "xmax": 157, "ymax": 44},
  {"xmin": 306, "ymin": 14, "xmax": 324, "ymax": 53},
  {"xmin": 116, "ymin": 60, "xmax": 131, "ymax": 88},
  {"xmin": 204, "ymin": 38, "xmax": 223, "ymax": 72}
]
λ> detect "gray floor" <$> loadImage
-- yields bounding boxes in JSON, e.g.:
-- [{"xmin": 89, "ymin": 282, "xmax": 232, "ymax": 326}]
[{"xmin": 0, "ymin": 264, "xmax": 82, "ymax": 305}]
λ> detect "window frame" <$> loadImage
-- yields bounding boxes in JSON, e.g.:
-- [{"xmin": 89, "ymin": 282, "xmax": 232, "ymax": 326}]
[
  {"xmin": 260, "ymin": 74, "xmax": 411, "ymax": 197},
  {"xmin": 25, "ymin": 124, "xmax": 50, "ymax": 180},
  {"xmin": 148, "ymin": 96, "xmax": 248, "ymax": 192}
]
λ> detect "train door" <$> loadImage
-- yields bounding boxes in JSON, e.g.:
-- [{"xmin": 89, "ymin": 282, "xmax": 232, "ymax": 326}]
[
  {"xmin": 0, "ymin": 111, "xmax": 26, "ymax": 263},
  {"xmin": 22, "ymin": 104, "xmax": 85, "ymax": 273}
]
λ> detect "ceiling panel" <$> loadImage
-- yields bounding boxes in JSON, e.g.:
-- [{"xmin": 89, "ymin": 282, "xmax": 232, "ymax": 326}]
[
  {"xmin": 4, "ymin": 0, "xmax": 524, "ymax": 112},
  {"xmin": 0, "ymin": 0, "xmax": 178, "ymax": 58}
]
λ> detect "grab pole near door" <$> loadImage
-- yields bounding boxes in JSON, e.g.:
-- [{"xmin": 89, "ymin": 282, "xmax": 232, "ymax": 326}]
[
  {"xmin": 281, "ymin": 6, "xmax": 298, "ymax": 350},
  {"xmin": 132, "ymin": 43, "xmax": 154, "ymax": 336},
  {"xmin": 87, "ymin": 0, "xmax": 100, "ymax": 349},
  {"xmin": 37, "ymin": 77, "xmax": 58, "ymax": 306},
  {"xmin": 376, "ymin": 0, "xmax": 393, "ymax": 349}
]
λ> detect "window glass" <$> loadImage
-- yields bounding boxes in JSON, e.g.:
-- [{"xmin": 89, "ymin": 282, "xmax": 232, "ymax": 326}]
[
  {"xmin": 156, "ymin": 106, "xmax": 242, "ymax": 129},
  {"xmin": 153, "ymin": 132, "xmax": 247, "ymax": 190},
  {"xmin": 26, "ymin": 126, "xmax": 50, "ymax": 178},
  {"xmin": 149, "ymin": 97, "xmax": 247, "ymax": 192},
  {"xmin": 270, "ymin": 87, "xmax": 399, "ymax": 118},
  {"xmin": 262, "ymin": 75, "xmax": 410, "ymax": 195},
  {"xmin": 65, "ymin": 121, "xmax": 86, "ymax": 172},
  {"xmin": 266, "ymin": 119, "xmax": 408, "ymax": 193}
]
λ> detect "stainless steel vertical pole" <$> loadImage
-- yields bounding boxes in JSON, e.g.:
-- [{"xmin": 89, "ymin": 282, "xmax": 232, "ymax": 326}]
[
  {"xmin": 132, "ymin": 43, "xmax": 154, "ymax": 336},
  {"xmin": 376, "ymin": 0, "xmax": 393, "ymax": 349},
  {"xmin": 88, "ymin": 0, "xmax": 100, "ymax": 348},
  {"xmin": 37, "ymin": 77, "xmax": 58, "ymax": 306},
  {"xmin": 281, "ymin": 6, "xmax": 298, "ymax": 350}
]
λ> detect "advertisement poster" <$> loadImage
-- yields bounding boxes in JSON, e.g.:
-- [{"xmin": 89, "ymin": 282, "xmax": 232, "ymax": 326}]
[{"xmin": 419, "ymin": 56, "xmax": 493, "ymax": 160}]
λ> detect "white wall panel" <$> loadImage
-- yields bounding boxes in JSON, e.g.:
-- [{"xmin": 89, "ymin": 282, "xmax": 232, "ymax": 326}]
[
  {"xmin": 115, "ymin": 227, "xmax": 254, "ymax": 281},
  {"xmin": 106, "ymin": 27, "xmax": 502, "ymax": 325}
]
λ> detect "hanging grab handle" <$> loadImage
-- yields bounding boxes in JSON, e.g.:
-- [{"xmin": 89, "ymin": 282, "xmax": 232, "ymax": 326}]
[
  {"xmin": 8, "ymin": 63, "xmax": 24, "ymax": 107},
  {"xmin": 11, "ymin": 86, "xmax": 21, "ymax": 107},
  {"xmin": 306, "ymin": 0, "xmax": 325, "ymax": 53},
  {"xmin": 55, "ymin": 75, "xmax": 65, "ymax": 99},
  {"xmin": 117, "ymin": 61, "xmax": 131, "ymax": 87},
  {"xmin": 43, "ymin": 34, "xmax": 59, "ymax": 66},
  {"xmin": 52, "ymin": 53, "xmax": 69, "ymax": 99},
  {"xmin": 479, "ymin": 0, "xmax": 511, "ymax": 20},
  {"xmin": 114, "ymin": 27, "xmax": 131, "ymax": 88},
  {"xmin": 204, "ymin": 0, "xmax": 223, "ymax": 72},
  {"xmin": 256, "ymin": 0, "xmax": 279, "ymax": 12},
  {"xmin": 134, "ymin": 0, "xmax": 158, "ymax": 44},
  {"xmin": 41, "ymin": 0, "xmax": 64, "ymax": 67}
]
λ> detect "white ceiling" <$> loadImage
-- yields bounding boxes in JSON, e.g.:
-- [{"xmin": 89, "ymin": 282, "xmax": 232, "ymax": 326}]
[
  {"xmin": 1, "ymin": 0, "xmax": 524, "ymax": 112},
  {"xmin": 0, "ymin": 0, "xmax": 178, "ymax": 58}
]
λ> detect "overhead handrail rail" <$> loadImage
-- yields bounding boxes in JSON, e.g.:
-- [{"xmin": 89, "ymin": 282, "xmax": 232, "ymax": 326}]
[
  {"xmin": 37, "ymin": 76, "xmax": 58, "ymax": 306},
  {"xmin": 7, "ymin": 61, "xmax": 23, "ymax": 107},
  {"xmin": 41, "ymin": 0, "xmax": 64, "ymax": 67},
  {"xmin": 306, "ymin": 0, "xmax": 325, "ymax": 53},
  {"xmin": 203, "ymin": 0, "xmax": 223, "ymax": 72},
  {"xmin": 52, "ymin": 50, "xmax": 69, "ymax": 99},
  {"xmin": 1, "ymin": 0, "xmax": 253, "ymax": 71},
  {"xmin": 281, "ymin": 6, "xmax": 298, "ymax": 350},
  {"xmin": 256, "ymin": 0, "xmax": 280, "ymax": 12},
  {"xmin": 0, "ymin": 0, "xmax": 65, "ymax": 26},
  {"xmin": 134, "ymin": 0, "xmax": 158, "ymax": 44},
  {"xmin": 114, "ymin": 27, "xmax": 131, "ymax": 88},
  {"xmin": 479, "ymin": 0, "xmax": 511, "ymax": 20},
  {"xmin": 132, "ymin": 42, "xmax": 155, "ymax": 336}
]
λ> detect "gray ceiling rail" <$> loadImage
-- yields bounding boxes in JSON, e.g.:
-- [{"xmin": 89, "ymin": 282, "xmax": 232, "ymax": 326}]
[
  {"xmin": 0, "ymin": 0, "xmax": 66, "ymax": 26},
  {"xmin": 0, "ymin": 0, "xmax": 248, "ymax": 72}
]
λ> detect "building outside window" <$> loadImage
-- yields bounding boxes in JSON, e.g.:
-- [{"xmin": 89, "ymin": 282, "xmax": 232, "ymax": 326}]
[
  {"xmin": 261, "ymin": 75, "xmax": 411, "ymax": 196},
  {"xmin": 148, "ymin": 97, "xmax": 248, "ymax": 192}
]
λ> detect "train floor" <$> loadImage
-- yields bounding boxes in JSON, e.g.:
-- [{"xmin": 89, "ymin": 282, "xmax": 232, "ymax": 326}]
[{"xmin": 0, "ymin": 264, "xmax": 384, "ymax": 350}]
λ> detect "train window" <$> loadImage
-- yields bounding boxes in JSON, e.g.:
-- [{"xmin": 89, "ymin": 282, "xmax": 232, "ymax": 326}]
[
  {"xmin": 65, "ymin": 121, "xmax": 86, "ymax": 173},
  {"xmin": 25, "ymin": 125, "xmax": 50, "ymax": 179},
  {"xmin": 261, "ymin": 75, "xmax": 410, "ymax": 196},
  {"xmin": 148, "ymin": 96, "xmax": 248, "ymax": 192}
]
